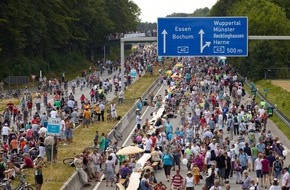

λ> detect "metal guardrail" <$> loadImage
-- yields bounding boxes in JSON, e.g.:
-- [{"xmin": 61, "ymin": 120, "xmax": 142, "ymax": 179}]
[{"xmin": 236, "ymin": 72, "xmax": 290, "ymax": 127}]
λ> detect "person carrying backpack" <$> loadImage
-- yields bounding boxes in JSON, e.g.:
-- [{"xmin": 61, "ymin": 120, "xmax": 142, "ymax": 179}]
[
  {"xmin": 210, "ymin": 150, "xmax": 216, "ymax": 162},
  {"xmin": 273, "ymin": 157, "xmax": 282, "ymax": 179},
  {"xmin": 233, "ymin": 114, "xmax": 239, "ymax": 136}
]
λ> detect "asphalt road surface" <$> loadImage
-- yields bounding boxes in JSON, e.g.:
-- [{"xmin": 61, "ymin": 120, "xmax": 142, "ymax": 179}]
[{"xmin": 88, "ymin": 85, "xmax": 290, "ymax": 190}]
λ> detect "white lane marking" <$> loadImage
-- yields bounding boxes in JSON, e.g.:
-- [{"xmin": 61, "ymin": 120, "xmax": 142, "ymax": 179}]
[{"xmin": 93, "ymin": 84, "xmax": 164, "ymax": 190}]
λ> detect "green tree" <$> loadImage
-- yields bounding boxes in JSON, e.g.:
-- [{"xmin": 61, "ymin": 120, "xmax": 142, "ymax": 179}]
[
  {"xmin": 104, "ymin": 0, "xmax": 140, "ymax": 33},
  {"xmin": 210, "ymin": 0, "xmax": 240, "ymax": 16},
  {"xmin": 0, "ymin": 0, "xmax": 141, "ymax": 79},
  {"xmin": 192, "ymin": 7, "xmax": 210, "ymax": 16},
  {"xmin": 227, "ymin": 0, "xmax": 290, "ymax": 80}
]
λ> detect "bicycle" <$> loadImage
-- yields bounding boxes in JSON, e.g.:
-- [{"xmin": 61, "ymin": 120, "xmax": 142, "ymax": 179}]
[
  {"xmin": 107, "ymin": 109, "xmax": 112, "ymax": 122},
  {"xmin": 0, "ymin": 170, "xmax": 36, "ymax": 190},
  {"xmin": 63, "ymin": 157, "xmax": 75, "ymax": 167},
  {"xmin": 90, "ymin": 111, "xmax": 98, "ymax": 124},
  {"xmin": 112, "ymin": 127, "xmax": 122, "ymax": 141}
]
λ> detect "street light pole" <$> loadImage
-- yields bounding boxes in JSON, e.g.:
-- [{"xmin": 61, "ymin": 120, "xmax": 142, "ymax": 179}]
[{"xmin": 121, "ymin": 41, "xmax": 125, "ymax": 92}]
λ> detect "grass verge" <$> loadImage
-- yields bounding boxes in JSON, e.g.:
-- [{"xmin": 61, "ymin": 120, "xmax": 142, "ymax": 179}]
[
  {"xmin": 0, "ymin": 99, "xmax": 20, "ymax": 112},
  {"xmin": 244, "ymin": 81, "xmax": 290, "ymax": 140},
  {"xmin": 255, "ymin": 80, "xmax": 290, "ymax": 118}
]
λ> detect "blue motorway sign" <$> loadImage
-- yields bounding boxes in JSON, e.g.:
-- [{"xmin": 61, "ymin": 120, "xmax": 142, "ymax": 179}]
[
  {"xmin": 157, "ymin": 17, "xmax": 248, "ymax": 57},
  {"xmin": 47, "ymin": 117, "xmax": 61, "ymax": 135}
]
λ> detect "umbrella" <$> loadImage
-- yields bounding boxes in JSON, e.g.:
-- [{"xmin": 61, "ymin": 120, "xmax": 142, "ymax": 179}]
[
  {"xmin": 98, "ymin": 89, "xmax": 103, "ymax": 94},
  {"xmin": 116, "ymin": 145, "xmax": 144, "ymax": 155},
  {"xmin": 165, "ymin": 70, "xmax": 172, "ymax": 76},
  {"xmin": 174, "ymin": 63, "xmax": 184, "ymax": 69},
  {"xmin": 171, "ymin": 73, "xmax": 182, "ymax": 80}
]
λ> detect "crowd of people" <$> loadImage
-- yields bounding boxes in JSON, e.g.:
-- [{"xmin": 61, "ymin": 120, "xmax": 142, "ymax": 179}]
[
  {"xmin": 0, "ymin": 43, "xmax": 288, "ymax": 190},
  {"xmin": 82, "ymin": 56, "xmax": 290, "ymax": 190},
  {"xmin": 0, "ymin": 44, "xmax": 157, "ymax": 189}
]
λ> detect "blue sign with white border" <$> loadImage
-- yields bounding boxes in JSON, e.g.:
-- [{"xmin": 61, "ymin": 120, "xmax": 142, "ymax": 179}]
[
  {"xmin": 47, "ymin": 117, "xmax": 61, "ymax": 135},
  {"xmin": 158, "ymin": 17, "xmax": 248, "ymax": 57}
]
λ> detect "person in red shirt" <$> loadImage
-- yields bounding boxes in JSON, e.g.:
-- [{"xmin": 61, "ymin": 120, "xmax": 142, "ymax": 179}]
[
  {"xmin": 7, "ymin": 101, "xmax": 14, "ymax": 115},
  {"xmin": 12, "ymin": 106, "xmax": 18, "ymax": 122},
  {"xmin": 21, "ymin": 153, "xmax": 34, "ymax": 169},
  {"xmin": 171, "ymin": 169, "xmax": 184, "ymax": 189},
  {"xmin": 261, "ymin": 154, "xmax": 270, "ymax": 188},
  {"xmin": 31, "ymin": 117, "xmax": 40, "ymax": 125},
  {"xmin": 27, "ymin": 100, "xmax": 33, "ymax": 117},
  {"xmin": 26, "ymin": 127, "xmax": 33, "ymax": 141},
  {"xmin": 80, "ymin": 94, "xmax": 86, "ymax": 105},
  {"xmin": 150, "ymin": 133, "xmax": 157, "ymax": 151},
  {"xmin": 2, "ymin": 142, "xmax": 9, "ymax": 157}
]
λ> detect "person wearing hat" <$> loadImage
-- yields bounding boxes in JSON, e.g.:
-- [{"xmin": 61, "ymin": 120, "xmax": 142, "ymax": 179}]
[
  {"xmin": 184, "ymin": 171, "xmax": 194, "ymax": 190},
  {"xmin": 34, "ymin": 155, "xmax": 47, "ymax": 190},
  {"xmin": 21, "ymin": 153, "xmax": 34, "ymax": 169},
  {"xmin": 269, "ymin": 178, "xmax": 281, "ymax": 190}
]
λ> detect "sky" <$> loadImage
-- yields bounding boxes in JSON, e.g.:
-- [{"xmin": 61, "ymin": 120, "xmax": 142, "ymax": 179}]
[{"xmin": 133, "ymin": 0, "xmax": 218, "ymax": 23}]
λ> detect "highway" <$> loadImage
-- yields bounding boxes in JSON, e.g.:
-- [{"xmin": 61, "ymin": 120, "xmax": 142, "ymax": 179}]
[{"xmin": 87, "ymin": 84, "xmax": 290, "ymax": 190}]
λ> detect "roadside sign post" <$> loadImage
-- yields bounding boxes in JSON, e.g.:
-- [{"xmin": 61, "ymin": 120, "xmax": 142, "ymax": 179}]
[
  {"xmin": 264, "ymin": 88, "xmax": 269, "ymax": 98},
  {"xmin": 31, "ymin": 75, "xmax": 36, "ymax": 86},
  {"xmin": 47, "ymin": 117, "xmax": 61, "ymax": 181},
  {"xmin": 157, "ymin": 17, "xmax": 248, "ymax": 57}
]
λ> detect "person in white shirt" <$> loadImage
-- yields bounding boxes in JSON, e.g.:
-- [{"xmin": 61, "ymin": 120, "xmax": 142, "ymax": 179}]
[
  {"xmin": 191, "ymin": 142, "xmax": 200, "ymax": 156},
  {"xmin": 144, "ymin": 134, "xmax": 152, "ymax": 153},
  {"xmin": 282, "ymin": 168, "xmax": 290, "ymax": 189},
  {"xmin": 107, "ymin": 149, "xmax": 117, "ymax": 165},
  {"xmin": 60, "ymin": 119, "xmax": 66, "ymax": 144},
  {"xmin": 38, "ymin": 126, "xmax": 47, "ymax": 136},
  {"xmin": 110, "ymin": 103, "xmax": 117, "ymax": 121},
  {"xmin": 205, "ymin": 147, "xmax": 215, "ymax": 168},
  {"xmin": 269, "ymin": 178, "xmax": 281, "ymax": 190},
  {"xmin": 255, "ymin": 154, "xmax": 263, "ymax": 187},
  {"xmin": 50, "ymin": 109, "xmax": 57, "ymax": 119},
  {"xmin": 258, "ymin": 108, "xmax": 265, "ymax": 118},
  {"xmin": 1, "ymin": 123, "xmax": 10, "ymax": 143},
  {"xmin": 209, "ymin": 179, "xmax": 222, "ymax": 190},
  {"xmin": 195, "ymin": 107, "xmax": 201, "ymax": 118},
  {"xmin": 136, "ymin": 113, "xmax": 141, "ymax": 130}
]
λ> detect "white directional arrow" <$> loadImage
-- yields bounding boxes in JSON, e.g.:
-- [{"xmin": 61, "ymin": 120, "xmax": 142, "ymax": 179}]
[
  {"xmin": 198, "ymin": 29, "xmax": 211, "ymax": 53},
  {"xmin": 161, "ymin": 29, "xmax": 168, "ymax": 53}
]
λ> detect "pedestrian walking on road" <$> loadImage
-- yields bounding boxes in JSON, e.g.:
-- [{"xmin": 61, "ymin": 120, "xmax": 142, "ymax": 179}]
[
  {"xmin": 162, "ymin": 150, "xmax": 173, "ymax": 182},
  {"xmin": 170, "ymin": 169, "xmax": 184, "ymax": 190},
  {"xmin": 104, "ymin": 155, "xmax": 115, "ymax": 187},
  {"xmin": 83, "ymin": 108, "xmax": 91, "ymax": 128},
  {"xmin": 184, "ymin": 171, "xmax": 194, "ymax": 190},
  {"xmin": 99, "ymin": 102, "xmax": 105, "ymax": 121},
  {"xmin": 90, "ymin": 148, "xmax": 103, "ymax": 182},
  {"xmin": 269, "ymin": 178, "xmax": 281, "ymax": 190},
  {"xmin": 241, "ymin": 170, "xmax": 252, "ymax": 190}
]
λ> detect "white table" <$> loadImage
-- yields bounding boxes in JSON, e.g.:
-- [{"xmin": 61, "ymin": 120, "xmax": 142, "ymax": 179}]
[{"xmin": 126, "ymin": 153, "xmax": 151, "ymax": 190}]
